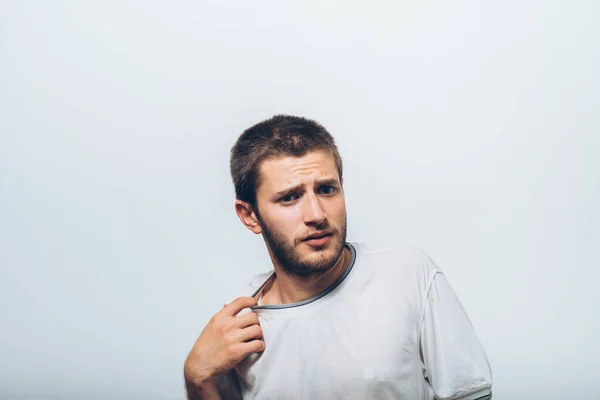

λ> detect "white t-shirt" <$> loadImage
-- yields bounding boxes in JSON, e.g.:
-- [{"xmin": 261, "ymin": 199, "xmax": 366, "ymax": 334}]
[{"xmin": 217, "ymin": 243, "xmax": 492, "ymax": 400}]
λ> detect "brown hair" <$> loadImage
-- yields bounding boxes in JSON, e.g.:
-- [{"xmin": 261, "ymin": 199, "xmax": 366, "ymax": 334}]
[{"xmin": 230, "ymin": 115, "xmax": 343, "ymax": 211}]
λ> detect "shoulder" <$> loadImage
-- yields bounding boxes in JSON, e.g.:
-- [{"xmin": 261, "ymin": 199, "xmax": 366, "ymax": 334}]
[
  {"xmin": 350, "ymin": 242, "xmax": 442, "ymax": 286},
  {"xmin": 220, "ymin": 270, "xmax": 274, "ymax": 306},
  {"xmin": 248, "ymin": 270, "xmax": 275, "ymax": 296},
  {"xmin": 352, "ymin": 242, "xmax": 441, "ymax": 270}
]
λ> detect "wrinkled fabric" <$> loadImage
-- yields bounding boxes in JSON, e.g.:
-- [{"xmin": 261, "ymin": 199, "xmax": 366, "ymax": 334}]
[{"xmin": 217, "ymin": 243, "xmax": 492, "ymax": 400}]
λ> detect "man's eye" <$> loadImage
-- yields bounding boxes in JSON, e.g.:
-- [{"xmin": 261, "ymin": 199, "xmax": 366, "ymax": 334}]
[
  {"xmin": 319, "ymin": 185, "xmax": 336, "ymax": 195},
  {"xmin": 280, "ymin": 194, "xmax": 298, "ymax": 203}
]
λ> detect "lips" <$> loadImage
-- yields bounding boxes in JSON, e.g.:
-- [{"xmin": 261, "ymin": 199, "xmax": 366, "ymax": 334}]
[
  {"xmin": 303, "ymin": 231, "xmax": 332, "ymax": 241},
  {"xmin": 303, "ymin": 232, "xmax": 333, "ymax": 247}
]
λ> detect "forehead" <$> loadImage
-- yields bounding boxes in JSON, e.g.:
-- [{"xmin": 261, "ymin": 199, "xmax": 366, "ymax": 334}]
[{"xmin": 257, "ymin": 150, "xmax": 338, "ymax": 193}]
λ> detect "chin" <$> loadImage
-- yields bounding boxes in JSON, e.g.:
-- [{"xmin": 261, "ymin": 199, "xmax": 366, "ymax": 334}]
[
  {"xmin": 303, "ymin": 243, "xmax": 343, "ymax": 266},
  {"xmin": 275, "ymin": 234, "xmax": 346, "ymax": 276}
]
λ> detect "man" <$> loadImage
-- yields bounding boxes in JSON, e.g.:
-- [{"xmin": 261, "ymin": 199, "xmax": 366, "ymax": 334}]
[{"xmin": 184, "ymin": 115, "xmax": 492, "ymax": 399}]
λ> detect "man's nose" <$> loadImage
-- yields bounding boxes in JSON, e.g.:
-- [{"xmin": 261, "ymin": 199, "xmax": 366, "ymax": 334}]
[{"xmin": 303, "ymin": 193, "xmax": 327, "ymax": 225}]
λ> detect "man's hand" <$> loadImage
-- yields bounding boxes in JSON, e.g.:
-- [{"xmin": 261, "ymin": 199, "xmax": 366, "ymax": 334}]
[{"xmin": 184, "ymin": 296, "xmax": 265, "ymax": 391}]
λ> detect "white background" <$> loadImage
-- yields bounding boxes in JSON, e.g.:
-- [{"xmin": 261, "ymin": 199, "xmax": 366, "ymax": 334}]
[{"xmin": 1, "ymin": 1, "xmax": 599, "ymax": 399}]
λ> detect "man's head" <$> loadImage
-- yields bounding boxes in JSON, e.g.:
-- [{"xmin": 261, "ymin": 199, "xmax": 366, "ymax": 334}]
[{"xmin": 230, "ymin": 115, "xmax": 347, "ymax": 276}]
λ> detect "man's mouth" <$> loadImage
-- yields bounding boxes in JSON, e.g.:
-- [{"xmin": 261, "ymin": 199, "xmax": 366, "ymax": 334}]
[
  {"xmin": 303, "ymin": 231, "xmax": 333, "ymax": 246},
  {"xmin": 304, "ymin": 231, "xmax": 333, "ymax": 241}
]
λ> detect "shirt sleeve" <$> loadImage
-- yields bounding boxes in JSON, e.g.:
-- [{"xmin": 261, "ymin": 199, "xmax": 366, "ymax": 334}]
[
  {"xmin": 419, "ymin": 271, "xmax": 493, "ymax": 400},
  {"xmin": 215, "ymin": 369, "xmax": 243, "ymax": 400}
]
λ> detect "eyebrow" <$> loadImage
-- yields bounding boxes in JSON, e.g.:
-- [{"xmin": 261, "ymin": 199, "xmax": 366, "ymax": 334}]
[{"xmin": 271, "ymin": 178, "xmax": 339, "ymax": 200}]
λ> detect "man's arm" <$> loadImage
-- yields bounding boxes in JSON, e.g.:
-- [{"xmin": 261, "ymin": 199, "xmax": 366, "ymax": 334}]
[
  {"xmin": 184, "ymin": 297, "xmax": 264, "ymax": 400},
  {"xmin": 185, "ymin": 377, "xmax": 221, "ymax": 400},
  {"xmin": 419, "ymin": 271, "xmax": 492, "ymax": 400}
]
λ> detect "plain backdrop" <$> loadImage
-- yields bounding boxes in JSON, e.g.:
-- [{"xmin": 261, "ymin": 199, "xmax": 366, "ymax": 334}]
[{"xmin": 1, "ymin": 1, "xmax": 599, "ymax": 399}]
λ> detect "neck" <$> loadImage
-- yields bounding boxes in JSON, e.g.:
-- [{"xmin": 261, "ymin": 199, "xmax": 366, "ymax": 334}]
[{"xmin": 261, "ymin": 245, "xmax": 351, "ymax": 305}]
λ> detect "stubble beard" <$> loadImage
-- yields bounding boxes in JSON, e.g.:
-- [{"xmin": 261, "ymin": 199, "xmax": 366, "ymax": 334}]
[{"xmin": 258, "ymin": 212, "xmax": 347, "ymax": 277}]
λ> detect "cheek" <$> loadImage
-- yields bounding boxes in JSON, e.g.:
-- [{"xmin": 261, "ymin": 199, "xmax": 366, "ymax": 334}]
[
  {"xmin": 265, "ymin": 206, "xmax": 302, "ymax": 234},
  {"xmin": 327, "ymin": 199, "xmax": 347, "ymax": 221}
]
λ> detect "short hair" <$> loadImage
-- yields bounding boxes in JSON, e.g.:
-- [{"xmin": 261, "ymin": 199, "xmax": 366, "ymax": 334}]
[{"xmin": 230, "ymin": 115, "xmax": 343, "ymax": 211}]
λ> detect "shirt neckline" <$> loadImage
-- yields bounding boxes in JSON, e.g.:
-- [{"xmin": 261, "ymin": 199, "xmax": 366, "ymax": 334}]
[{"xmin": 250, "ymin": 243, "xmax": 357, "ymax": 310}]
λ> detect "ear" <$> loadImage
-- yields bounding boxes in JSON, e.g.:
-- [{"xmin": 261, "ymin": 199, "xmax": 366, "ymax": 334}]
[{"xmin": 235, "ymin": 200, "xmax": 263, "ymax": 234}]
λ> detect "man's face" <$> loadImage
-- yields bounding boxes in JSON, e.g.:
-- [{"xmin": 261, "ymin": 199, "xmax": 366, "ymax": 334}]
[{"xmin": 254, "ymin": 150, "xmax": 347, "ymax": 276}]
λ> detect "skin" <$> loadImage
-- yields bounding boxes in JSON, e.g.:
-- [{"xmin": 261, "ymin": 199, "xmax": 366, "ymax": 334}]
[
  {"xmin": 184, "ymin": 150, "xmax": 352, "ymax": 399},
  {"xmin": 237, "ymin": 149, "xmax": 350, "ymax": 304}
]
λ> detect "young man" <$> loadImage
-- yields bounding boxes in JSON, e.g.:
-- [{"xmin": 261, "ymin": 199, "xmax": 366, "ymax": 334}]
[{"xmin": 184, "ymin": 115, "xmax": 492, "ymax": 400}]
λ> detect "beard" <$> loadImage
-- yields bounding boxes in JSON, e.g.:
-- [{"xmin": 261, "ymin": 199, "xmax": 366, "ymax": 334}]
[{"xmin": 257, "ymin": 212, "xmax": 347, "ymax": 277}]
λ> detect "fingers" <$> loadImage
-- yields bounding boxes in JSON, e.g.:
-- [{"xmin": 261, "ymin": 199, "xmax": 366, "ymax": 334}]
[
  {"xmin": 237, "ymin": 339, "xmax": 266, "ymax": 356},
  {"xmin": 221, "ymin": 296, "xmax": 258, "ymax": 317},
  {"xmin": 235, "ymin": 311, "xmax": 260, "ymax": 329},
  {"xmin": 237, "ymin": 324, "xmax": 263, "ymax": 343}
]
